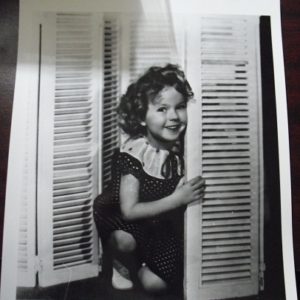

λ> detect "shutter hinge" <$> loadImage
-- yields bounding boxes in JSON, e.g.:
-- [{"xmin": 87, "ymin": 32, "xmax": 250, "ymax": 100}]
[
  {"xmin": 259, "ymin": 262, "xmax": 266, "ymax": 290},
  {"xmin": 34, "ymin": 256, "xmax": 43, "ymax": 273}
]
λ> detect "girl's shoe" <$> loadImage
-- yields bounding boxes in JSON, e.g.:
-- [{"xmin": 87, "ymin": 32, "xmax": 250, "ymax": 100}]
[{"xmin": 112, "ymin": 260, "xmax": 133, "ymax": 290}]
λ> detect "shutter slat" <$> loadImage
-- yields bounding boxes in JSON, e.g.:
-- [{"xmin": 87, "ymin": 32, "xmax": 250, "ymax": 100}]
[
  {"xmin": 203, "ymin": 224, "xmax": 250, "ymax": 233},
  {"xmin": 204, "ymin": 178, "xmax": 250, "ymax": 185},
  {"xmin": 203, "ymin": 231, "xmax": 251, "ymax": 240},
  {"xmin": 203, "ymin": 170, "xmax": 250, "ymax": 178},
  {"xmin": 203, "ymin": 238, "xmax": 250, "ymax": 247},
  {"xmin": 202, "ymin": 218, "xmax": 251, "ymax": 227},
  {"xmin": 53, "ymin": 217, "xmax": 92, "ymax": 229},
  {"xmin": 203, "ymin": 251, "xmax": 251, "ymax": 260},
  {"xmin": 203, "ymin": 264, "xmax": 251, "ymax": 274},
  {"xmin": 202, "ymin": 164, "xmax": 250, "ymax": 172},
  {"xmin": 202, "ymin": 111, "xmax": 249, "ymax": 117},
  {"xmin": 54, "ymin": 199, "xmax": 91, "ymax": 210},
  {"xmin": 203, "ymin": 143, "xmax": 250, "ymax": 150},
  {"xmin": 203, "ymin": 204, "xmax": 251, "ymax": 212},
  {"xmin": 53, "ymin": 183, "xmax": 92, "ymax": 196},
  {"xmin": 202, "ymin": 211, "xmax": 251, "ymax": 220},
  {"xmin": 202, "ymin": 271, "xmax": 251, "ymax": 282},
  {"xmin": 53, "ymin": 241, "xmax": 92, "ymax": 253},
  {"xmin": 54, "ymin": 150, "xmax": 90, "ymax": 159},
  {"xmin": 202, "ymin": 118, "xmax": 249, "ymax": 124},
  {"xmin": 54, "ymin": 248, "xmax": 92, "ymax": 260},
  {"xmin": 53, "ymin": 228, "xmax": 93, "ymax": 240},
  {"xmin": 53, "ymin": 211, "xmax": 93, "ymax": 223},
  {"xmin": 53, "ymin": 179, "xmax": 91, "ymax": 190},
  {"xmin": 202, "ymin": 244, "xmax": 251, "ymax": 254},
  {"xmin": 202, "ymin": 151, "xmax": 250, "ymax": 158},
  {"xmin": 53, "ymin": 235, "xmax": 92, "ymax": 247},
  {"xmin": 53, "ymin": 223, "xmax": 92, "ymax": 234},
  {"xmin": 204, "ymin": 191, "xmax": 251, "ymax": 199},
  {"xmin": 202, "ymin": 131, "xmax": 249, "ymax": 137},
  {"xmin": 202, "ymin": 199, "xmax": 250, "ymax": 206}
]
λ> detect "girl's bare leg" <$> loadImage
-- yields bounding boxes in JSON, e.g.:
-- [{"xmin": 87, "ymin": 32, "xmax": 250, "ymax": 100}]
[
  {"xmin": 105, "ymin": 230, "xmax": 169, "ymax": 293},
  {"xmin": 106, "ymin": 230, "xmax": 139, "ymax": 288},
  {"xmin": 138, "ymin": 265, "xmax": 168, "ymax": 294}
]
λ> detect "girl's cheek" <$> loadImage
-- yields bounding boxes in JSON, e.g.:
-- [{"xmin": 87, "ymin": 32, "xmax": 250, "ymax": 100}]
[{"xmin": 181, "ymin": 110, "xmax": 188, "ymax": 122}]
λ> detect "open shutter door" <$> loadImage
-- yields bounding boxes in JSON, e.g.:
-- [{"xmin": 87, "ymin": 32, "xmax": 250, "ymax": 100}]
[
  {"xmin": 37, "ymin": 13, "xmax": 101, "ymax": 286},
  {"xmin": 186, "ymin": 16, "xmax": 263, "ymax": 299},
  {"xmin": 101, "ymin": 15, "xmax": 121, "ymax": 189},
  {"xmin": 122, "ymin": 14, "xmax": 180, "ymax": 86}
]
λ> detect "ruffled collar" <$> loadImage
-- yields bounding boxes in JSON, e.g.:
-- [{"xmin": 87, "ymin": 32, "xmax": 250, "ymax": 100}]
[{"xmin": 120, "ymin": 136, "xmax": 184, "ymax": 179}]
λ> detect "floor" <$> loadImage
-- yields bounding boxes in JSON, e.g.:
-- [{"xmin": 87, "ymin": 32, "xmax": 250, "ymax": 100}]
[
  {"xmin": 17, "ymin": 271, "xmax": 288, "ymax": 300},
  {"xmin": 17, "ymin": 274, "xmax": 182, "ymax": 300}
]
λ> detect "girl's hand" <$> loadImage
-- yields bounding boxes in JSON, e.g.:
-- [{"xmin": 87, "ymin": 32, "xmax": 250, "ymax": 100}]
[{"xmin": 174, "ymin": 176, "xmax": 205, "ymax": 205}]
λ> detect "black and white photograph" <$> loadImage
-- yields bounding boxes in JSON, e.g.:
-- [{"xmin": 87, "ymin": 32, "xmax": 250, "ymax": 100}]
[{"xmin": 0, "ymin": 0, "xmax": 297, "ymax": 299}]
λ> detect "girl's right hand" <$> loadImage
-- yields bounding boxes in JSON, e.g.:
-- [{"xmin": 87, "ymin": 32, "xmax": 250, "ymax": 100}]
[{"xmin": 174, "ymin": 176, "xmax": 205, "ymax": 205}]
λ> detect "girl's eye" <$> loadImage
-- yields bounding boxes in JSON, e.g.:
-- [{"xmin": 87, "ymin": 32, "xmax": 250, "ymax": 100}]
[
  {"xmin": 157, "ymin": 107, "xmax": 167, "ymax": 112},
  {"xmin": 177, "ymin": 104, "xmax": 187, "ymax": 110}
]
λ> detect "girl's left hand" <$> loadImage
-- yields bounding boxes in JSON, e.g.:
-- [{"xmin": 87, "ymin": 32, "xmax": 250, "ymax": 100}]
[{"xmin": 174, "ymin": 175, "xmax": 206, "ymax": 205}]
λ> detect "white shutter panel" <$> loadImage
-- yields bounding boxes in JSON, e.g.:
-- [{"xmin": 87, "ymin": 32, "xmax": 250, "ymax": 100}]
[
  {"xmin": 37, "ymin": 13, "xmax": 100, "ymax": 286},
  {"xmin": 186, "ymin": 16, "xmax": 263, "ymax": 299},
  {"xmin": 122, "ymin": 14, "xmax": 180, "ymax": 85},
  {"xmin": 101, "ymin": 15, "xmax": 120, "ymax": 189}
]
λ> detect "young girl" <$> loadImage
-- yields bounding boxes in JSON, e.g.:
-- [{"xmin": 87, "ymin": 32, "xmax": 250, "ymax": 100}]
[{"xmin": 93, "ymin": 64, "xmax": 205, "ymax": 294}]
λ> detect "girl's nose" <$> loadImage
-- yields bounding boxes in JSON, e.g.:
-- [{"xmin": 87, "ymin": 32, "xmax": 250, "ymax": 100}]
[{"xmin": 168, "ymin": 108, "xmax": 179, "ymax": 120}]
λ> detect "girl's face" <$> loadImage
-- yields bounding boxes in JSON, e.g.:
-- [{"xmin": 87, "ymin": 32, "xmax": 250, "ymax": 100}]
[{"xmin": 144, "ymin": 86, "xmax": 187, "ymax": 150}]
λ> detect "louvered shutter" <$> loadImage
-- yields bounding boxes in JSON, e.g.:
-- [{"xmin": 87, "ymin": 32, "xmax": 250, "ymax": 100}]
[
  {"xmin": 185, "ymin": 16, "xmax": 263, "ymax": 299},
  {"xmin": 37, "ymin": 13, "xmax": 101, "ymax": 286},
  {"xmin": 101, "ymin": 15, "xmax": 121, "ymax": 189},
  {"xmin": 122, "ymin": 14, "xmax": 180, "ymax": 86}
]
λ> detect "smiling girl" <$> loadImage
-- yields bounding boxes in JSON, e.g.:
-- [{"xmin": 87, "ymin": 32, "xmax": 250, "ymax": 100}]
[{"xmin": 93, "ymin": 64, "xmax": 205, "ymax": 294}]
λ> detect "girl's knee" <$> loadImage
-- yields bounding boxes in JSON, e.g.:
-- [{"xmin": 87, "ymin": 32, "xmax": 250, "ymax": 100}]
[
  {"xmin": 109, "ymin": 230, "xmax": 137, "ymax": 253},
  {"xmin": 138, "ymin": 266, "xmax": 168, "ymax": 294}
]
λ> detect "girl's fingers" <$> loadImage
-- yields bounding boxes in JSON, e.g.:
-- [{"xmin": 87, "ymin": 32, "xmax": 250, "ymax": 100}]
[
  {"xmin": 190, "ymin": 176, "xmax": 202, "ymax": 183},
  {"xmin": 189, "ymin": 176, "xmax": 205, "ymax": 187},
  {"xmin": 189, "ymin": 191, "xmax": 205, "ymax": 204},
  {"xmin": 195, "ymin": 191, "xmax": 205, "ymax": 201},
  {"xmin": 191, "ymin": 180, "xmax": 206, "ymax": 191},
  {"xmin": 195, "ymin": 189, "xmax": 205, "ymax": 197}
]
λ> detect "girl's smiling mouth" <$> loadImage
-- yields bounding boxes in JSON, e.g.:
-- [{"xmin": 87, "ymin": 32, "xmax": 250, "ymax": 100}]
[{"xmin": 165, "ymin": 124, "xmax": 182, "ymax": 131}]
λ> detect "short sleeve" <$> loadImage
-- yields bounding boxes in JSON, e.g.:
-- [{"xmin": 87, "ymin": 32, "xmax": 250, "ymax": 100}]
[{"xmin": 113, "ymin": 150, "xmax": 143, "ymax": 179}]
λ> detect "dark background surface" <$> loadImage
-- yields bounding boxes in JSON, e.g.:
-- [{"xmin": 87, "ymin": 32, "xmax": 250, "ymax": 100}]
[
  {"xmin": 0, "ymin": 0, "xmax": 299, "ymax": 298},
  {"xmin": 281, "ymin": 0, "xmax": 300, "ymax": 277}
]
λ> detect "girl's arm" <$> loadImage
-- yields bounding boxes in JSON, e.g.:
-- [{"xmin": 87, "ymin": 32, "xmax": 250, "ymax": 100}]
[{"xmin": 119, "ymin": 173, "xmax": 205, "ymax": 221}]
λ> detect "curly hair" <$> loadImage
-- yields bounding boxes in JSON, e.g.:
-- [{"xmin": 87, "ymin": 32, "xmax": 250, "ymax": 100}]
[{"xmin": 117, "ymin": 64, "xmax": 194, "ymax": 137}]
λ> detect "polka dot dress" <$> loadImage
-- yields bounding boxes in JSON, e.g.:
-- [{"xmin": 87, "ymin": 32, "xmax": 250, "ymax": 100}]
[{"xmin": 93, "ymin": 146, "xmax": 185, "ymax": 288}]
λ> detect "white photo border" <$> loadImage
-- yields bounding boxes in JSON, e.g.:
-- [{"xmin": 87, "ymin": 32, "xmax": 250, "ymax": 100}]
[{"xmin": 0, "ymin": 0, "xmax": 296, "ymax": 299}]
